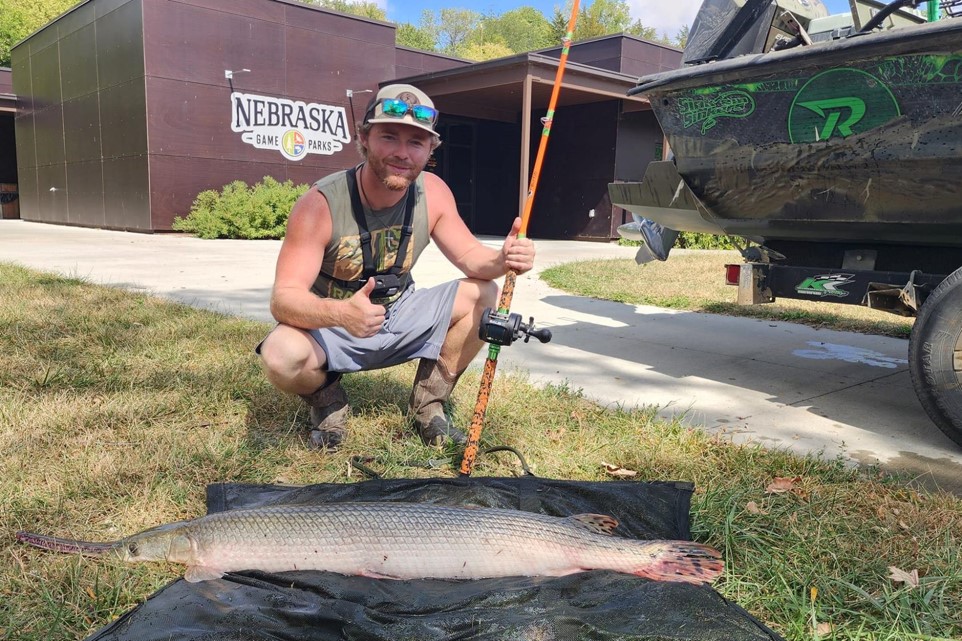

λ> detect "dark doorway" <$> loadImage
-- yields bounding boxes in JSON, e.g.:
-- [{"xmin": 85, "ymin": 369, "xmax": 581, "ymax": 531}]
[
  {"xmin": 433, "ymin": 119, "xmax": 476, "ymax": 228},
  {"xmin": 0, "ymin": 112, "xmax": 18, "ymax": 219},
  {"xmin": 431, "ymin": 117, "xmax": 520, "ymax": 237}
]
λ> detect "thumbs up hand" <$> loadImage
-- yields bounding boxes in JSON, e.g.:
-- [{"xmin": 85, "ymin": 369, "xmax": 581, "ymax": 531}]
[{"xmin": 341, "ymin": 278, "xmax": 386, "ymax": 337}]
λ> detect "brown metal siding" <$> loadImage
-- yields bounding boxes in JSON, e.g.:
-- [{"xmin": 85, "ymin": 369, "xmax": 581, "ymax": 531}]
[
  {"xmin": 562, "ymin": 38, "xmax": 625, "ymax": 73},
  {"xmin": 11, "ymin": 0, "xmax": 150, "ymax": 230},
  {"xmin": 11, "ymin": 47, "xmax": 35, "ymax": 217},
  {"xmin": 0, "ymin": 68, "xmax": 13, "ymax": 95},
  {"xmin": 618, "ymin": 39, "xmax": 684, "ymax": 78},
  {"xmin": 395, "ymin": 48, "xmax": 470, "ymax": 78},
  {"xmin": 103, "ymin": 154, "xmax": 150, "ymax": 228},
  {"xmin": 542, "ymin": 36, "xmax": 683, "ymax": 78},
  {"xmin": 97, "ymin": 1, "xmax": 146, "ymax": 89},
  {"xmin": 142, "ymin": 0, "xmax": 397, "ymax": 230},
  {"xmin": 60, "ymin": 24, "xmax": 99, "ymax": 101}
]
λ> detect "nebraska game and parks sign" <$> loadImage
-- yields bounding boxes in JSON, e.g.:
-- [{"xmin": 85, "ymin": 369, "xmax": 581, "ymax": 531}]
[{"xmin": 230, "ymin": 92, "xmax": 351, "ymax": 161}]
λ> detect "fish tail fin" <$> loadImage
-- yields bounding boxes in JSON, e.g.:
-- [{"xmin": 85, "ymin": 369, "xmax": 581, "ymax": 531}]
[{"xmin": 633, "ymin": 541, "xmax": 724, "ymax": 584}]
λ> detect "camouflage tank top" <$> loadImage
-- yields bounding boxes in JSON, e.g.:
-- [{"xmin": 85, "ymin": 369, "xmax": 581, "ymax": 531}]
[{"xmin": 311, "ymin": 166, "xmax": 430, "ymax": 305}]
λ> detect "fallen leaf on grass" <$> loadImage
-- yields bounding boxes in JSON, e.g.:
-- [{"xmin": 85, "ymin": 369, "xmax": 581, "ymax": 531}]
[
  {"xmin": 815, "ymin": 622, "xmax": 834, "ymax": 635},
  {"xmin": 602, "ymin": 462, "xmax": 637, "ymax": 478},
  {"xmin": 745, "ymin": 501, "xmax": 768, "ymax": 515},
  {"xmin": 765, "ymin": 476, "xmax": 809, "ymax": 499},
  {"xmin": 888, "ymin": 566, "xmax": 919, "ymax": 588},
  {"xmin": 545, "ymin": 428, "xmax": 566, "ymax": 443}
]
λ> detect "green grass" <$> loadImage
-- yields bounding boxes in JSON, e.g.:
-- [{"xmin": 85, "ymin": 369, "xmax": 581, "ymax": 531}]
[
  {"xmin": 2, "ymin": 262, "xmax": 959, "ymax": 640},
  {"xmin": 540, "ymin": 254, "xmax": 915, "ymax": 338}
]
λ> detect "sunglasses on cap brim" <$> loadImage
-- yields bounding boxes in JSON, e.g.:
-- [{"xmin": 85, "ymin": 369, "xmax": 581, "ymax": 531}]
[{"xmin": 366, "ymin": 98, "xmax": 439, "ymax": 127}]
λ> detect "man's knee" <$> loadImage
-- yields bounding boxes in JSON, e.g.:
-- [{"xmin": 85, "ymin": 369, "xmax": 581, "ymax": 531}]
[
  {"xmin": 457, "ymin": 278, "xmax": 498, "ymax": 310},
  {"xmin": 258, "ymin": 325, "xmax": 317, "ymax": 380}
]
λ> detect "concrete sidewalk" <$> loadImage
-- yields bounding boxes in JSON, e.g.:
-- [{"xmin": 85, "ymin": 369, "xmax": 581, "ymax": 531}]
[{"xmin": 3, "ymin": 219, "xmax": 960, "ymax": 491}]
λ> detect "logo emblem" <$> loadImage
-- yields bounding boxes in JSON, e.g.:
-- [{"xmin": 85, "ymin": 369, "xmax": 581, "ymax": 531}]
[
  {"xmin": 395, "ymin": 91, "xmax": 421, "ymax": 105},
  {"xmin": 788, "ymin": 69, "xmax": 900, "ymax": 143},
  {"xmin": 281, "ymin": 130, "xmax": 306, "ymax": 160},
  {"xmin": 230, "ymin": 92, "xmax": 350, "ymax": 161},
  {"xmin": 678, "ymin": 90, "xmax": 755, "ymax": 134},
  {"xmin": 795, "ymin": 274, "xmax": 855, "ymax": 298}
]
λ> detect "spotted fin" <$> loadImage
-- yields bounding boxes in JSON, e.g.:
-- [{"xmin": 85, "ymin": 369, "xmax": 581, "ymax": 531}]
[
  {"xmin": 567, "ymin": 513, "xmax": 619, "ymax": 535},
  {"xmin": 632, "ymin": 541, "xmax": 724, "ymax": 584}
]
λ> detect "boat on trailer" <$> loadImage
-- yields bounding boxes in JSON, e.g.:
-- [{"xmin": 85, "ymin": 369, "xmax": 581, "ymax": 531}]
[{"xmin": 609, "ymin": 0, "xmax": 962, "ymax": 448}]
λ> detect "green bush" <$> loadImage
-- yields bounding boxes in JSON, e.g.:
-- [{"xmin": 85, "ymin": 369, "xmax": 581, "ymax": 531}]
[
  {"xmin": 676, "ymin": 232, "xmax": 736, "ymax": 250},
  {"xmin": 172, "ymin": 176, "xmax": 308, "ymax": 239},
  {"xmin": 617, "ymin": 232, "xmax": 737, "ymax": 250}
]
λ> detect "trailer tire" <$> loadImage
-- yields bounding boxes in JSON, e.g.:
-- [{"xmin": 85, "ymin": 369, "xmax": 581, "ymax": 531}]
[{"xmin": 908, "ymin": 266, "xmax": 962, "ymax": 448}]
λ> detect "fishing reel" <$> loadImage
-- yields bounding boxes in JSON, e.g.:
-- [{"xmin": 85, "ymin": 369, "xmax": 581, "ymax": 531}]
[{"xmin": 478, "ymin": 308, "xmax": 552, "ymax": 347}]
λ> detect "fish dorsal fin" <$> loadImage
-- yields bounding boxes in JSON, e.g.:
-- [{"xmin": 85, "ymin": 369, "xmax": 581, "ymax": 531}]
[
  {"xmin": 568, "ymin": 513, "xmax": 619, "ymax": 535},
  {"xmin": 184, "ymin": 565, "xmax": 224, "ymax": 583}
]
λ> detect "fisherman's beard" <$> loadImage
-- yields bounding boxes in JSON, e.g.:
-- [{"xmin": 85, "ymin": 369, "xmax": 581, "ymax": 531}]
[{"xmin": 367, "ymin": 154, "xmax": 424, "ymax": 191}]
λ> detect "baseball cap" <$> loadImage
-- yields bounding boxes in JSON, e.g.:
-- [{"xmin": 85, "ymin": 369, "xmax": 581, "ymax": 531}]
[{"xmin": 363, "ymin": 84, "xmax": 439, "ymax": 137}]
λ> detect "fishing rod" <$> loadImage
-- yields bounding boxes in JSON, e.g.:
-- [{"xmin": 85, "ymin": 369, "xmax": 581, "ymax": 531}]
[{"xmin": 459, "ymin": 0, "xmax": 581, "ymax": 477}]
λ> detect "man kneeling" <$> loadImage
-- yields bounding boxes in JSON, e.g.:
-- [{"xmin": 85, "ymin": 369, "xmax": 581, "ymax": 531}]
[{"xmin": 257, "ymin": 84, "xmax": 535, "ymax": 449}]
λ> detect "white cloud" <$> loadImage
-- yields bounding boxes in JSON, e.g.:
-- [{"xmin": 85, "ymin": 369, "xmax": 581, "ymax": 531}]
[{"xmin": 626, "ymin": 0, "xmax": 702, "ymax": 38}]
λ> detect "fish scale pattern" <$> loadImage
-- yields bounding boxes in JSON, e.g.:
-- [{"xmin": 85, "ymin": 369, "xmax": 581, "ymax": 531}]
[{"xmin": 181, "ymin": 502, "xmax": 714, "ymax": 580}]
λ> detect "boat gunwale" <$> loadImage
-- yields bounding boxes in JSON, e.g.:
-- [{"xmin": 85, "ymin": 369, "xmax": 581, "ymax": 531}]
[{"xmin": 629, "ymin": 18, "xmax": 962, "ymax": 96}]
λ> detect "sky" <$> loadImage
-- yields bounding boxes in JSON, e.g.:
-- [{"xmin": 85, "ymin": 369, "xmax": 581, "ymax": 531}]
[{"xmin": 379, "ymin": 0, "xmax": 855, "ymax": 42}]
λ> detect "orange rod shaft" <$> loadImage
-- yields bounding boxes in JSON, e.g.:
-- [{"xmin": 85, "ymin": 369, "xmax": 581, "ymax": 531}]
[
  {"xmin": 519, "ymin": 0, "xmax": 580, "ymax": 238},
  {"xmin": 459, "ymin": 1, "xmax": 580, "ymax": 477}
]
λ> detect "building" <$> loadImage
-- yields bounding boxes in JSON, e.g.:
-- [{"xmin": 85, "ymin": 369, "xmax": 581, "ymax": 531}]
[{"xmin": 6, "ymin": 0, "xmax": 681, "ymax": 240}]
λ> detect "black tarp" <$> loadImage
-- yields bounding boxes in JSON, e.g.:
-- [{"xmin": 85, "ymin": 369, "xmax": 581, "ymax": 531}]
[{"xmin": 86, "ymin": 476, "xmax": 786, "ymax": 641}]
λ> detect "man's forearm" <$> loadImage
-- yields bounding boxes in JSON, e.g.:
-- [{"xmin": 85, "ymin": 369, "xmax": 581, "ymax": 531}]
[
  {"xmin": 452, "ymin": 245, "xmax": 507, "ymax": 281},
  {"xmin": 270, "ymin": 288, "xmax": 345, "ymax": 330}
]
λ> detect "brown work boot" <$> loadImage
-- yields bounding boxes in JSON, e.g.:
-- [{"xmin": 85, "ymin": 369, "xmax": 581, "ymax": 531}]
[
  {"xmin": 409, "ymin": 358, "xmax": 467, "ymax": 446},
  {"xmin": 299, "ymin": 373, "xmax": 350, "ymax": 450}
]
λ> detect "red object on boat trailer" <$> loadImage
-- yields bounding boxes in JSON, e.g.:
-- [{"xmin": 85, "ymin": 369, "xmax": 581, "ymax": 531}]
[{"xmin": 724, "ymin": 264, "xmax": 741, "ymax": 286}]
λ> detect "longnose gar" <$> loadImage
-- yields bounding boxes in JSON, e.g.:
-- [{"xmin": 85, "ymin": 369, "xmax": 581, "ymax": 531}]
[{"xmin": 16, "ymin": 502, "xmax": 723, "ymax": 584}]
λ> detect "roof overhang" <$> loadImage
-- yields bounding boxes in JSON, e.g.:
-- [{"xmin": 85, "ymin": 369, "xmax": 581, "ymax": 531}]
[
  {"xmin": 393, "ymin": 53, "xmax": 650, "ymax": 123},
  {"xmin": 390, "ymin": 52, "xmax": 654, "ymax": 218}
]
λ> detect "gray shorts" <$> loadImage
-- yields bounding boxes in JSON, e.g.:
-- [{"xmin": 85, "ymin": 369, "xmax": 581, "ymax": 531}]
[{"xmin": 308, "ymin": 279, "xmax": 460, "ymax": 374}]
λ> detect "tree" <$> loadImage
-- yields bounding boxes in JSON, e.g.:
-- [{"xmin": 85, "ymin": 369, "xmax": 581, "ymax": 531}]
[
  {"xmin": 550, "ymin": 0, "xmax": 671, "ymax": 43},
  {"xmin": 626, "ymin": 19, "xmax": 657, "ymax": 41},
  {"xmin": 479, "ymin": 7, "xmax": 556, "ymax": 53},
  {"xmin": 459, "ymin": 39, "xmax": 515, "ymax": 62},
  {"xmin": 548, "ymin": 0, "xmax": 635, "ymax": 42},
  {"xmin": 395, "ymin": 22, "xmax": 436, "ymax": 52},
  {"xmin": 0, "ymin": 0, "xmax": 78, "ymax": 67},
  {"xmin": 305, "ymin": 0, "xmax": 386, "ymax": 21},
  {"xmin": 431, "ymin": 8, "xmax": 481, "ymax": 56},
  {"xmin": 674, "ymin": 24, "xmax": 689, "ymax": 49},
  {"xmin": 576, "ymin": 0, "xmax": 634, "ymax": 39}
]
